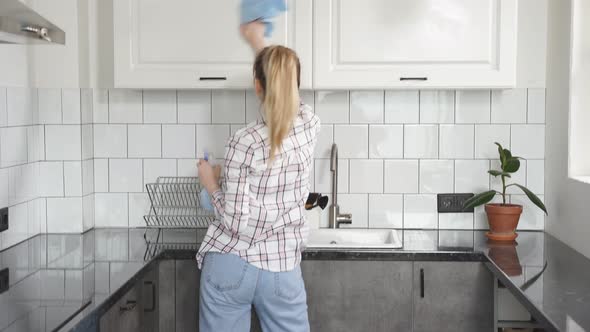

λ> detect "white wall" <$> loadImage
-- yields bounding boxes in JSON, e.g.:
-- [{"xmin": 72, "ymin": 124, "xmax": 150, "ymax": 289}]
[{"xmin": 545, "ymin": 0, "xmax": 590, "ymax": 259}]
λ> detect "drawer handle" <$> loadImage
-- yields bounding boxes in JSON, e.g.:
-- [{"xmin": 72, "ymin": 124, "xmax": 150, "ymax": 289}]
[
  {"xmin": 144, "ymin": 281, "xmax": 156, "ymax": 313},
  {"xmin": 120, "ymin": 300, "xmax": 137, "ymax": 313},
  {"xmin": 420, "ymin": 268, "xmax": 425, "ymax": 298},
  {"xmin": 199, "ymin": 77, "xmax": 227, "ymax": 81},
  {"xmin": 400, "ymin": 77, "xmax": 428, "ymax": 81}
]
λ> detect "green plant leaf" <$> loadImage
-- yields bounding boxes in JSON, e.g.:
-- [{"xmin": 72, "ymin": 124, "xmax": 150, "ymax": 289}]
[
  {"xmin": 463, "ymin": 190, "xmax": 497, "ymax": 211},
  {"xmin": 504, "ymin": 158, "xmax": 521, "ymax": 173},
  {"xmin": 503, "ymin": 149, "xmax": 512, "ymax": 159},
  {"xmin": 513, "ymin": 184, "xmax": 548, "ymax": 215},
  {"xmin": 495, "ymin": 142, "xmax": 506, "ymax": 166},
  {"xmin": 488, "ymin": 170, "xmax": 512, "ymax": 178}
]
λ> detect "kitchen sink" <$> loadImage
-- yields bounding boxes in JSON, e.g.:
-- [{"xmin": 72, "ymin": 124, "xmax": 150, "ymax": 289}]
[{"xmin": 305, "ymin": 229, "xmax": 402, "ymax": 249}]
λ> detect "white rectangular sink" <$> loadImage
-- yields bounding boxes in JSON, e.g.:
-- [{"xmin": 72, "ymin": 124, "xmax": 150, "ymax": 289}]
[{"xmin": 305, "ymin": 229, "xmax": 402, "ymax": 249}]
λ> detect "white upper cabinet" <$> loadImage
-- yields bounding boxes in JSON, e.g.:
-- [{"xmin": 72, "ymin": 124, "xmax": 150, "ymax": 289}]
[
  {"xmin": 113, "ymin": 0, "xmax": 312, "ymax": 89},
  {"xmin": 313, "ymin": 0, "xmax": 518, "ymax": 89}
]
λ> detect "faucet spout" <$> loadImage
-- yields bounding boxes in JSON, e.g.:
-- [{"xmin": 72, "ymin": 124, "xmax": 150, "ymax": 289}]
[{"xmin": 328, "ymin": 143, "xmax": 352, "ymax": 228}]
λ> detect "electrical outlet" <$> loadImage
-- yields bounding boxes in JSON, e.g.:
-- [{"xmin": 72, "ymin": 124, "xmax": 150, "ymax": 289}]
[
  {"xmin": 0, "ymin": 207, "xmax": 7, "ymax": 233},
  {"xmin": 437, "ymin": 193, "xmax": 474, "ymax": 213},
  {"xmin": 0, "ymin": 268, "xmax": 8, "ymax": 294}
]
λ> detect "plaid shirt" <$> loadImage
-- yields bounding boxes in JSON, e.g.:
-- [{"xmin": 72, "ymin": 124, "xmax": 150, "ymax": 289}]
[{"xmin": 197, "ymin": 104, "xmax": 320, "ymax": 272}]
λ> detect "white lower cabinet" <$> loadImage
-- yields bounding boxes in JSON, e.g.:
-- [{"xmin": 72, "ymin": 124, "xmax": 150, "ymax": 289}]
[{"xmin": 113, "ymin": 0, "xmax": 312, "ymax": 89}]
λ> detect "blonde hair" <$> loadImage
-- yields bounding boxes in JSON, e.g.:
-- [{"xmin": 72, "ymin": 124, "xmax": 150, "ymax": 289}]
[{"xmin": 254, "ymin": 45, "xmax": 301, "ymax": 162}]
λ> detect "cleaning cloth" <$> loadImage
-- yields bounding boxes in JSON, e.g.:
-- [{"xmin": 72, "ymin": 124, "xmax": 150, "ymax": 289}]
[{"xmin": 240, "ymin": 0, "xmax": 287, "ymax": 37}]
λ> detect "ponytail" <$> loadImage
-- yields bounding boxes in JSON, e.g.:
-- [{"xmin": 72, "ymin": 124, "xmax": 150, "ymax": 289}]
[{"xmin": 254, "ymin": 46, "xmax": 301, "ymax": 162}]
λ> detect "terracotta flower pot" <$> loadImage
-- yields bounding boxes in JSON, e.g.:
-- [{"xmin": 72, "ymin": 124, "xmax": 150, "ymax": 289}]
[{"xmin": 484, "ymin": 203, "xmax": 523, "ymax": 241}]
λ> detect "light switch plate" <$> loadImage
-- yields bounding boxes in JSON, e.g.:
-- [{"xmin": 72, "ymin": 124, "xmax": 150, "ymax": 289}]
[
  {"xmin": 437, "ymin": 193, "xmax": 474, "ymax": 213},
  {"xmin": 0, "ymin": 207, "xmax": 8, "ymax": 233},
  {"xmin": 0, "ymin": 268, "xmax": 8, "ymax": 294}
]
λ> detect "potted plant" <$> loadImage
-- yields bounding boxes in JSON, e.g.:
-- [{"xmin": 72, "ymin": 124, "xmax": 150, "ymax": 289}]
[{"xmin": 463, "ymin": 143, "xmax": 547, "ymax": 241}]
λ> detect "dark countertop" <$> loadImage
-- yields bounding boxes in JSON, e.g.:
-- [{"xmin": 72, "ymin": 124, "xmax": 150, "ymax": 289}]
[{"xmin": 0, "ymin": 229, "xmax": 588, "ymax": 332}]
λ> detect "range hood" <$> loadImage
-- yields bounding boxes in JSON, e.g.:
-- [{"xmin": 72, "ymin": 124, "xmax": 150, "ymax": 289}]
[{"xmin": 0, "ymin": 0, "xmax": 65, "ymax": 44}]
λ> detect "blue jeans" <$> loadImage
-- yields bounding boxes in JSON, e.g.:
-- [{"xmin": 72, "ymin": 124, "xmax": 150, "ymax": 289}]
[{"xmin": 199, "ymin": 252, "xmax": 310, "ymax": 332}]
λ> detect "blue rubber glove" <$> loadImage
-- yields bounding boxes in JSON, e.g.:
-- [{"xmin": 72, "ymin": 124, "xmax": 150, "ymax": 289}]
[
  {"xmin": 200, "ymin": 187, "xmax": 214, "ymax": 212},
  {"xmin": 240, "ymin": 0, "xmax": 287, "ymax": 37}
]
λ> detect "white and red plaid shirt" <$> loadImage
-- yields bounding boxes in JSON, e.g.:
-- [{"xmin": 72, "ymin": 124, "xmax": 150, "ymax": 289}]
[{"xmin": 197, "ymin": 103, "xmax": 320, "ymax": 272}]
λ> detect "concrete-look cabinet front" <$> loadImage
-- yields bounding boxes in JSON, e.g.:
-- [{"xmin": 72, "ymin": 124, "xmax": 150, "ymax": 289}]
[{"xmin": 99, "ymin": 259, "xmax": 494, "ymax": 332}]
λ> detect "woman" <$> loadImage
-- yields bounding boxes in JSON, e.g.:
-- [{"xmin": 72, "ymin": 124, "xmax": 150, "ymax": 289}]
[{"xmin": 196, "ymin": 45, "xmax": 319, "ymax": 332}]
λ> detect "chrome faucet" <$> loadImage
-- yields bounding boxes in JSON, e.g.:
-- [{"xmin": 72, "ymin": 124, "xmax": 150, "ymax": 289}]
[{"xmin": 328, "ymin": 143, "xmax": 352, "ymax": 228}]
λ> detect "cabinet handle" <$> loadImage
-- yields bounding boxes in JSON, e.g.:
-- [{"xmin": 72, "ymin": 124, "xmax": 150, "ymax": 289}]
[
  {"xmin": 199, "ymin": 77, "xmax": 227, "ymax": 81},
  {"xmin": 120, "ymin": 300, "xmax": 137, "ymax": 313},
  {"xmin": 400, "ymin": 77, "xmax": 428, "ymax": 81},
  {"xmin": 420, "ymin": 268, "xmax": 424, "ymax": 298},
  {"xmin": 144, "ymin": 281, "xmax": 156, "ymax": 313}
]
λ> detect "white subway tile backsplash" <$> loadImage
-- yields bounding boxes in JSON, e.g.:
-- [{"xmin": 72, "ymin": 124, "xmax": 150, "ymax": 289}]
[
  {"xmin": 455, "ymin": 90, "xmax": 491, "ymax": 124},
  {"xmin": 81, "ymin": 88, "xmax": 94, "ymax": 125},
  {"xmin": 212, "ymin": 90, "xmax": 245, "ymax": 124},
  {"xmin": 1, "ymin": 127, "xmax": 28, "ymax": 167},
  {"xmin": 82, "ymin": 159, "xmax": 94, "ymax": 196},
  {"xmin": 62, "ymin": 89, "xmax": 81, "ymax": 124},
  {"xmin": 178, "ymin": 90, "xmax": 211, "ymax": 124},
  {"xmin": 94, "ymin": 193, "xmax": 128, "ymax": 227},
  {"xmin": 28, "ymin": 198, "xmax": 45, "ymax": 236},
  {"xmin": 81, "ymin": 124, "xmax": 94, "ymax": 160},
  {"xmin": 27, "ymin": 125, "xmax": 45, "ymax": 162},
  {"xmin": 0, "ymin": 169, "xmax": 8, "ymax": 208},
  {"xmin": 162, "ymin": 124, "xmax": 196, "ymax": 158},
  {"xmin": 196, "ymin": 125, "xmax": 230, "ymax": 159},
  {"xmin": 315, "ymin": 125, "xmax": 333, "ymax": 158},
  {"xmin": 439, "ymin": 125, "xmax": 474, "ymax": 159},
  {"xmin": 94, "ymin": 159, "xmax": 109, "ymax": 192},
  {"xmin": 1, "ymin": 203, "xmax": 28, "ymax": 249},
  {"xmin": 83, "ymin": 195, "xmax": 94, "ymax": 231},
  {"xmin": 47, "ymin": 198, "xmax": 83, "ymax": 233},
  {"xmin": 368, "ymin": 194, "xmax": 402, "ymax": 228},
  {"xmin": 439, "ymin": 213, "xmax": 473, "ymax": 230},
  {"xmin": 38, "ymin": 162, "xmax": 64, "ymax": 197},
  {"xmin": 474, "ymin": 125, "xmax": 511, "ymax": 158},
  {"xmin": 349, "ymin": 160, "xmax": 383, "ymax": 193},
  {"xmin": 315, "ymin": 91, "xmax": 349, "ymax": 124},
  {"xmin": 384, "ymin": 160, "xmax": 419, "ymax": 194},
  {"xmin": 404, "ymin": 125, "xmax": 438, "ymax": 159},
  {"xmin": 369, "ymin": 125, "xmax": 403, "ymax": 159},
  {"xmin": 314, "ymin": 159, "xmax": 348, "ymax": 194},
  {"xmin": 491, "ymin": 89, "xmax": 527, "ymax": 123},
  {"xmin": 512, "ymin": 194, "xmax": 545, "ymax": 230},
  {"xmin": 8, "ymin": 163, "xmax": 37, "ymax": 205},
  {"xmin": 0, "ymin": 88, "xmax": 6, "ymax": 127},
  {"xmin": 92, "ymin": 89, "xmax": 109, "ymax": 123},
  {"xmin": 511, "ymin": 125, "xmax": 545, "ymax": 159},
  {"xmin": 419, "ymin": 160, "xmax": 454, "ymax": 194},
  {"xmin": 454, "ymin": 160, "xmax": 490, "ymax": 193},
  {"xmin": 384, "ymin": 90, "xmax": 419, "ymax": 124},
  {"xmin": 128, "ymin": 193, "xmax": 150, "ymax": 227},
  {"xmin": 143, "ymin": 159, "xmax": 176, "ymax": 187},
  {"xmin": 109, "ymin": 159, "xmax": 143, "ymax": 193},
  {"xmin": 177, "ymin": 159, "xmax": 198, "ymax": 177},
  {"xmin": 94, "ymin": 124, "xmax": 127, "ymax": 158},
  {"xmin": 338, "ymin": 194, "xmax": 368, "ymax": 228},
  {"xmin": 45, "ymin": 125, "xmax": 81, "ymax": 161},
  {"xmin": 527, "ymin": 89, "xmax": 546, "ymax": 124},
  {"xmin": 6, "ymin": 88, "xmax": 35, "ymax": 126},
  {"xmin": 64, "ymin": 161, "xmax": 83, "ymax": 197},
  {"xmin": 419, "ymin": 91, "xmax": 455, "ymax": 124},
  {"xmin": 38, "ymin": 88, "xmax": 62, "ymax": 124},
  {"xmin": 334, "ymin": 125, "xmax": 368, "ymax": 158},
  {"xmin": 300, "ymin": 90, "xmax": 315, "ymax": 108},
  {"xmin": 404, "ymin": 195, "xmax": 438, "ymax": 229},
  {"xmin": 350, "ymin": 91, "xmax": 384, "ymax": 123},
  {"xmin": 109, "ymin": 89, "xmax": 142, "ymax": 123},
  {"xmin": 128, "ymin": 125, "xmax": 161, "ymax": 158},
  {"xmin": 527, "ymin": 160, "xmax": 544, "ymax": 194},
  {"xmin": 143, "ymin": 90, "xmax": 177, "ymax": 124}
]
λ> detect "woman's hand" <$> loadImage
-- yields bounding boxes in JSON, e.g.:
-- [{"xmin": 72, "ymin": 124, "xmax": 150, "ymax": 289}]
[{"xmin": 197, "ymin": 160, "xmax": 222, "ymax": 194}]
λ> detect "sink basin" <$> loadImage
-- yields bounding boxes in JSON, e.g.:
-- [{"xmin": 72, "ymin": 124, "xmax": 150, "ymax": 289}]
[{"xmin": 305, "ymin": 229, "xmax": 402, "ymax": 249}]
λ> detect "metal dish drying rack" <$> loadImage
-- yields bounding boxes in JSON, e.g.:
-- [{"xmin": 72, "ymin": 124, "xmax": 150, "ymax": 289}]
[{"xmin": 143, "ymin": 177, "xmax": 215, "ymax": 257}]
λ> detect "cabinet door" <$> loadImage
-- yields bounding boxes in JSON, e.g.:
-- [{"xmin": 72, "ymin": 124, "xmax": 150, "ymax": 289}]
[
  {"xmin": 413, "ymin": 261, "xmax": 494, "ymax": 332},
  {"xmin": 99, "ymin": 285, "xmax": 142, "ymax": 332},
  {"xmin": 114, "ymin": 0, "xmax": 312, "ymax": 88},
  {"xmin": 314, "ymin": 0, "xmax": 517, "ymax": 88},
  {"xmin": 301, "ymin": 260, "xmax": 413, "ymax": 332}
]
